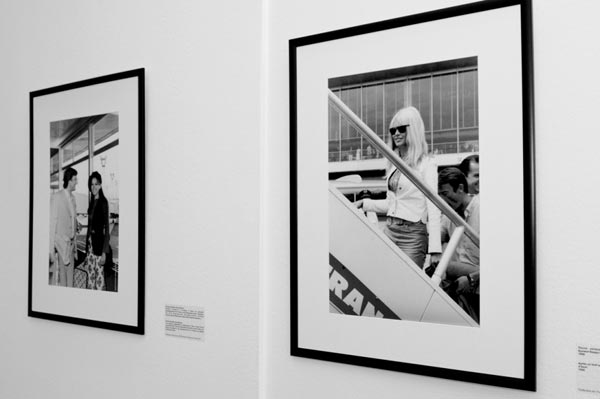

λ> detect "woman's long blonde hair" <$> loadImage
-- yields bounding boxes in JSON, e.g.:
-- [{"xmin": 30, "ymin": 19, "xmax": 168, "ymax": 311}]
[{"xmin": 388, "ymin": 106, "xmax": 429, "ymax": 168}]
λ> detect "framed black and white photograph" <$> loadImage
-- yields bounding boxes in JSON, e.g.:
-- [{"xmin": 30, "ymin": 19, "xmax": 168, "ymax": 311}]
[
  {"xmin": 290, "ymin": 0, "xmax": 535, "ymax": 390},
  {"xmin": 29, "ymin": 69, "xmax": 145, "ymax": 334}
]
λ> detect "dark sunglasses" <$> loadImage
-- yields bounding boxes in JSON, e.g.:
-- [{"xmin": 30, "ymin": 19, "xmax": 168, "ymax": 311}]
[{"xmin": 389, "ymin": 124, "xmax": 409, "ymax": 135}]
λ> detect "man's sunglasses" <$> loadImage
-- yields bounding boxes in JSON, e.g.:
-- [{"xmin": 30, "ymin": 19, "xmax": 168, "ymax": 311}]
[{"xmin": 389, "ymin": 125, "xmax": 409, "ymax": 135}]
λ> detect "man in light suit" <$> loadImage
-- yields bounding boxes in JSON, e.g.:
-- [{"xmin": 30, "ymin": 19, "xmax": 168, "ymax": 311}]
[{"xmin": 49, "ymin": 167, "xmax": 79, "ymax": 287}]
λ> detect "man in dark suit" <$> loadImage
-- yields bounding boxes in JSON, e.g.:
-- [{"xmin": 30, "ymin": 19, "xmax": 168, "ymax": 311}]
[{"xmin": 49, "ymin": 167, "xmax": 79, "ymax": 287}]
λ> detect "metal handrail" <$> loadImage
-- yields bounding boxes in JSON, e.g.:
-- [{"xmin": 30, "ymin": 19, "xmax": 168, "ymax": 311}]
[
  {"xmin": 328, "ymin": 89, "xmax": 480, "ymax": 248},
  {"xmin": 431, "ymin": 227, "xmax": 464, "ymax": 285}
]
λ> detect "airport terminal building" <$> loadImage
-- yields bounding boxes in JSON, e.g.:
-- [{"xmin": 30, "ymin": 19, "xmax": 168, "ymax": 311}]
[{"xmin": 329, "ymin": 56, "xmax": 478, "ymax": 177}]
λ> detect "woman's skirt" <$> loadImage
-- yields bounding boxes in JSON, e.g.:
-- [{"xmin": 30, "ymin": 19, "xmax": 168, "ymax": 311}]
[
  {"xmin": 384, "ymin": 217, "xmax": 428, "ymax": 268},
  {"xmin": 85, "ymin": 237, "xmax": 106, "ymax": 290}
]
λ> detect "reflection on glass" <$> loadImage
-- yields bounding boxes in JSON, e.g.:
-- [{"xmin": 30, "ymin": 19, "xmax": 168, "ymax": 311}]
[
  {"xmin": 411, "ymin": 77, "xmax": 432, "ymax": 132},
  {"xmin": 433, "ymin": 73, "xmax": 457, "ymax": 132},
  {"xmin": 329, "ymin": 103, "xmax": 341, "ymax": 162},
  {"xmin": 340, "ymin": 88, "xmax": 360, "ymax": 140},
  {"xmin": 362, "ymin": 84, "xmax": 384, "ymax": 137},
  {"xmin": 94, "ymin": 113, "xmax": 119, "ymax": 146},
  {"xmin": 63, "ymin": 144, "xmax": 73, "ymax": 166},
  {"xmin": 50, "ymin": 150, "xmax": 59, "ymax": 175},
  {"xmin": 72, "ymin": 130, "xmax": 88, "ymax": 159},
  {"xmin": 384, "ymin": 80, "xmax": 406, "ymax": 137},
  {"xmin": 71, "ymin": 160, "xmax": 89, "ymax": 215},
  {"xmin": 92, "ymin": 146, "xmax": 119, "ymax": 212},
  {"xmin": 460, "ymin": 70, "xmax": 478, "ymax": 128}
]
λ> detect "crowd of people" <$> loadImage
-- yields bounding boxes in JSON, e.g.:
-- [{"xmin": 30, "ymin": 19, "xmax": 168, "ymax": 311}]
[
  {"xmin": 49, "ymin": 167, "xmax": 113, "ymax": 291},
  {"xmin": 355, "ymin": 106, "xmax": 480, "ymax": 322}
]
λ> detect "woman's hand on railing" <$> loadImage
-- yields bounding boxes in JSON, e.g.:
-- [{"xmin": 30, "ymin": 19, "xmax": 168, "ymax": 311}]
[{"xmin": 354, "ymin": 199, "xmax": 378, "ymax": 224}]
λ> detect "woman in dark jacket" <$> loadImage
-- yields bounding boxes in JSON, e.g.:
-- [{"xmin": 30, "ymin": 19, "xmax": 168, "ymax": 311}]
[{"xmin": 85, "ymin": 171, "xmax": 111, "ymax": 290}]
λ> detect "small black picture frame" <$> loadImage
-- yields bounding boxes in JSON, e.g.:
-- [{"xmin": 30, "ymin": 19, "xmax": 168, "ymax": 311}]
[
  {"xmin": 29, "ymin": 68, "xmax": 145, "ymax": 334},
  {"xmin": 290, "ymin": 0, "xmax": 535, "ymax": 390}
]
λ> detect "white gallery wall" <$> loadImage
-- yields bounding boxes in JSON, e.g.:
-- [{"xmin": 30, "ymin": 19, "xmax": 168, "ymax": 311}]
[
  {"xmin": 2, "ymin": 0, "xmax": 600, "ymax": 398},
  {"xmin": 264, "ymin": 0, "xmax": 600, "ymax": 398},
  {"xmin": 0, "ymin": 0, "xmax": 262, "ymax": 398}
]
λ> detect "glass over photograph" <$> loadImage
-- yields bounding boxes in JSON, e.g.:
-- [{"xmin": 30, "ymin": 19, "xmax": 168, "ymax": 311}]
[
  {"xmin": 49, "ymin": 113, "xmax": 120, "ymax": 292},
  {"xmin": 328, "ymin": 57, "xmax": 480, "ymax": 326}
]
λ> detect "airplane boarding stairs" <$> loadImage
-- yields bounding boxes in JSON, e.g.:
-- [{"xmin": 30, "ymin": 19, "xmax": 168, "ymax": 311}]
[{"xmin": 329, "ymin": 185, "xmax": 478, "ymax": 327}]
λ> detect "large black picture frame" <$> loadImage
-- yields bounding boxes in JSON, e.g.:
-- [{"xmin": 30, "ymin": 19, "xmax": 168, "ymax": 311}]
[
  {"xmin": 290, "ymin": 0, "xmax": 535, "ymax": 390},
  {"xmin": 29, "ymin": 69, "xmax": 145, "ymax": 334}
]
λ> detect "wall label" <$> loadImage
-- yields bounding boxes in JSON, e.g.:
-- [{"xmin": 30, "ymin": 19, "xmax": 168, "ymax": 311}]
[
  {"xmin": 165, "ymin": 304, "xmax": 205, "ymax": 340},
  {"xmin": 578, "ymin": 344, "xmax": 600, "ymax": 397}
]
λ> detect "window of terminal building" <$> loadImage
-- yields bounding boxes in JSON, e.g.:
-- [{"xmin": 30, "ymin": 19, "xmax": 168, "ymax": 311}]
[
  {"xmin": 328, "ymin": 57, "xmax": 478, "ymax": 164},
  {"xmin": 49, "ymin": 113, "xmax": 119, "ymax": 205}
]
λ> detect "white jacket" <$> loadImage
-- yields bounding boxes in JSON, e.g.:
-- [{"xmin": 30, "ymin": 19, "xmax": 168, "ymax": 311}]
[{"xmin": 362, "ymin": 156, "xmax": 442, "ymax": 253}]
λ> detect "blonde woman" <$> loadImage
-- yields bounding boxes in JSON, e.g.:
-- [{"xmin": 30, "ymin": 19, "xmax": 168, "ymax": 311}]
[{"xmin": 356, "ymin": 106, "xmax": 441, "ymax": 268}]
